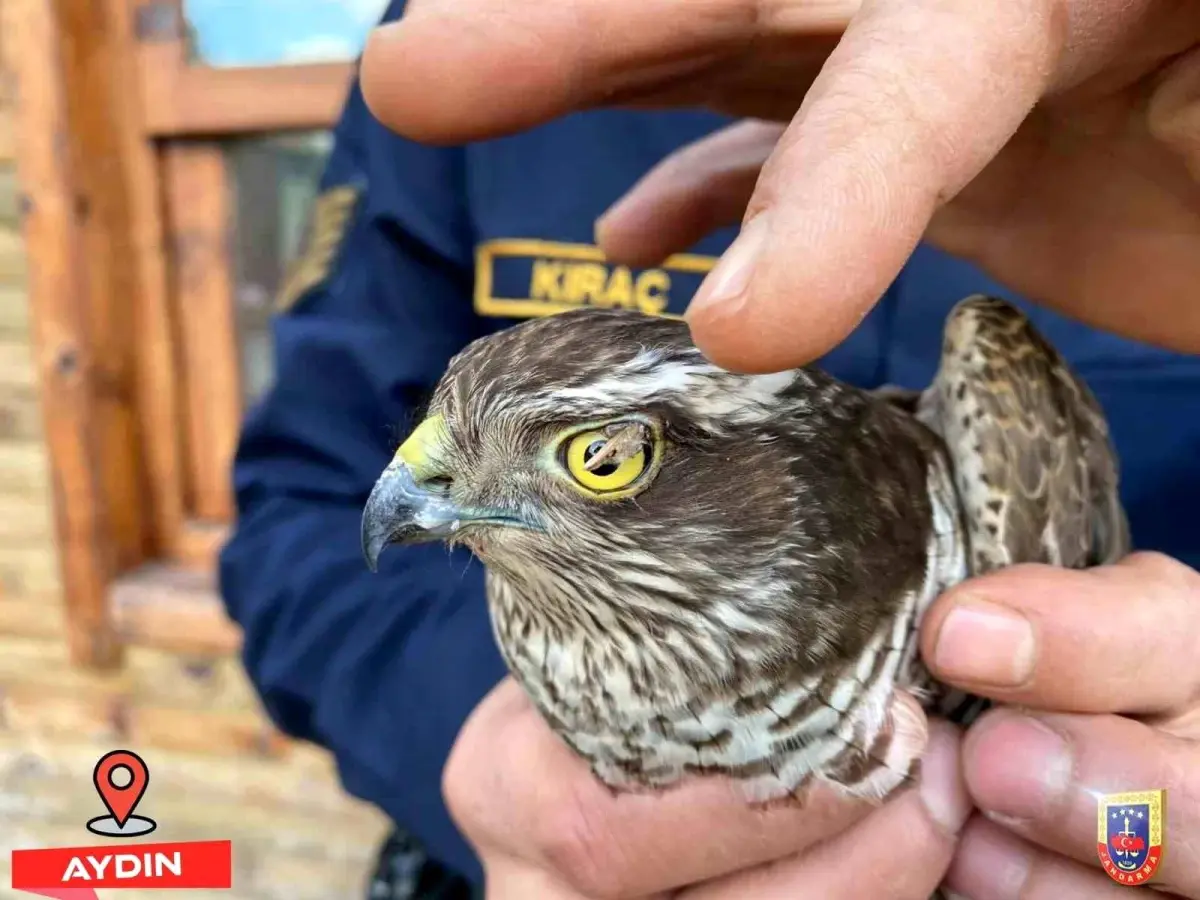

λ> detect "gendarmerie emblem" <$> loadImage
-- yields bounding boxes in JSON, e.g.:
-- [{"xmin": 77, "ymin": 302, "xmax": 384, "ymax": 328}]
[{"xmin": 1098, "ymin": 789, "xmax": 1166, "ymax": 886}]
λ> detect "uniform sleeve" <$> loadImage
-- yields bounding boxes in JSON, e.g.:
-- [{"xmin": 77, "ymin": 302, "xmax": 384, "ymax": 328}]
[{"xmin": 217, "ymin": 32, "xmax": 505, "ymax": 881}]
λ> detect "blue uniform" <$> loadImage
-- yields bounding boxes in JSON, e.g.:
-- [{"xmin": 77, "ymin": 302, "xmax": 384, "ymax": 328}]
[{"xmin": 218, "ymin": 0, "xmax": 1200, "ymax": 886}]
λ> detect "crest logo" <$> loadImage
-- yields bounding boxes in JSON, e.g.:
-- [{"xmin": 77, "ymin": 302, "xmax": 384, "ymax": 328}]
[{"xmin": 1097, "ymin": 789, "xmax": 1166, "ymax": 886}]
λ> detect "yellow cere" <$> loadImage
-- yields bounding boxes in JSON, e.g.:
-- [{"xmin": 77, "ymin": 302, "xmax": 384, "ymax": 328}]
[
  {"xmin": 395, "ymin": 414, "xmax": 449, "ymax": 480},
  {"xmin": 565, "ymin": 430, "xmax": 647, "ymax": 493}
]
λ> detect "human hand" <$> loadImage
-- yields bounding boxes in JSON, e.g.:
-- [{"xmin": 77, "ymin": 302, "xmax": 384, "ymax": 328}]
[
  {"xmin": 359, "ymin": 0, "xmax": 1200, "ymax": 373},
  {"xmin": 442, "ymin": 678, "xmax": 971, "ymax": 899},
  {"xmin": 918, "ymin": 551, "xmax": 1200, "ymax": 898}
]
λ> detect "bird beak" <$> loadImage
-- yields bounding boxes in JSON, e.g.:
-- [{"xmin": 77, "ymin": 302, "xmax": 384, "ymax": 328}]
[
  {"xmin": 362, "ymin": 413, "xmax": 465, "ymax": 571},
  {"xmin": 361, "ymin": 457, "xmax": 466, "ymax": 571},
  {"xmin": 361, "ymin": 414, "xmax": 539, "ymax": 572}
]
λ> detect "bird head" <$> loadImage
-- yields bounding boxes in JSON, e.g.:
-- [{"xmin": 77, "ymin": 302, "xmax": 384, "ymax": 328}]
[{"xmin": 361, "ymin": 308, "xmax": 816, "ymax": 619}]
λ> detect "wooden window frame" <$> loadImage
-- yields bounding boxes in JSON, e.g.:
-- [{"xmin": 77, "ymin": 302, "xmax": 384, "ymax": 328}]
[{"xmin": 5, "ymin": 0, "xmax": 352, "ymax": 668}]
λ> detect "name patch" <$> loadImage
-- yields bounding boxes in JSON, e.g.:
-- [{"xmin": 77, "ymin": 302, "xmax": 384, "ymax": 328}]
[{"xmin": 475, "ymin": 239, "xmax": 715, "ymax": 320}]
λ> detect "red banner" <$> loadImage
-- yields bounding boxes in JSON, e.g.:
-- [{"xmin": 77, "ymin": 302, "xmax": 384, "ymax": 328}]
[
  {"xmin": 12, "ymin": 840, "xmax": 232, "ymax": 894},
  {"xmin": 1097, "ymin": 843, "xmax": 1163, "ymax": 886}
]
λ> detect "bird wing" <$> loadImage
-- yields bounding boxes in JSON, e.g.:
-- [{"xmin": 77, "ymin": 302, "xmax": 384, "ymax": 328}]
[
  {"xmin": 915, "ymin": 296, "xmax": 1130, "ymax": 576},
  {"xmin": 869, "ymin": 384, "xmax": 922, "ymax": 414}
]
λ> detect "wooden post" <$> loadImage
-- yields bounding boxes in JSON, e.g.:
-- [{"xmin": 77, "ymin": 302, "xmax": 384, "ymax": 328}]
[
  {"xmin": 1, "ymin": 0, "xmax": 126, "ymax": 667},
  {"xmin": 106, "ymin": 0, "xmax": 189, "ymax": 559},
  {"xmin": 162, "ymin": 143, "xmax": 242, "ymax": 524}
]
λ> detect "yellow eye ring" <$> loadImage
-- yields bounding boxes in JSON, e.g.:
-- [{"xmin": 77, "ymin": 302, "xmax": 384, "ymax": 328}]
[
  {"xmin": 564, "ymin": 431, "xmax": 648, "ymax": 493},
  {"xmin": 542, "ymin": 417, "xmax": 664, "ymax": 500}
]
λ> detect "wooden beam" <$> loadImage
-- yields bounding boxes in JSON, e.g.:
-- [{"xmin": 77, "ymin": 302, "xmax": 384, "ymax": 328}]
[
  {"xmin": 2, "ymin": 679, "xmax": 289, "ymax": 759},
  {"xmin": 130, "ymin": 0, "xmax": 351, "ymax": 137},
  {"xmin": 0, "ymin": 590, "xmax": 67, "ymax": 642},
  {"xmin": 176, "ymin": 519, "xmax": 230, "ymax": 571},
  {"xmin": 109, "ymin": 562, "xmax": 241, "ymax": 657},
  {"xmin": 144, "ymin": 62, "xmax": 354, "ymax": 138},
  {"xmin": 162, "ymin": 143, "xmax": 242, "ymax": 523},
  {"xmin": 0, "ymin": 728, "xmax": 383, "ymax": 819},
  {"xmin": 2, "ymin": 0, "xmax": 124, "ymax": 668}
]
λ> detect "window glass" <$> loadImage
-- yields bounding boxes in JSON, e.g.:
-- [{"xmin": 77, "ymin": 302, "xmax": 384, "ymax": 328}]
[
  {"xmin": 183, "ymin": 0, "xmax": 389, "ymax": 67},
  {"xmin": 225, "ymin": 132, "xmax": 334, "ymax": 405}
]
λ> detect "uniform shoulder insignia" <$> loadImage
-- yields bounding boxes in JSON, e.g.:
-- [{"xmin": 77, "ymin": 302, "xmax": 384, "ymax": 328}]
[{"xmin": 274, "ymin": 183, "xmax": 362, "ymax": 314}]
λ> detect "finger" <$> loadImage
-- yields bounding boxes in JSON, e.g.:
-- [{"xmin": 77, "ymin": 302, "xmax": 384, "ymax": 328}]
[
  {"xmin": 358, "ymin": 0, "xmax": 851, "ymax": 145},
  {"xmin": 596, "ymin": 120, "xmax": 783, "ymax": 269},
  {"xmin": 482, "ymin": 855, "xmax": 669, "ymax": 900},
  {"xmin": 683, "ymin": 0, "xmax": 1062, "ymax": 373},
  {"xmin": 444, "ymin": 680, "xmax": 936, "ymax": 899},
  {"xmin": 943, "ymin": 816, "xmax": 1171, "ymax": 900},
  {"xmin": 920, "ymin": 552, "xmax": 1200, "ymax": 715},
  {"xmin": 679, "ymin": 720, "xmax": 971, "ymax": 900},
  {"xmin": 960, "ymin": 708, "xmax": 1200, "ymax": 896},
  {"xmin": 1149, "ymin": 48, "xmax": 1200, "ymax": 183}
]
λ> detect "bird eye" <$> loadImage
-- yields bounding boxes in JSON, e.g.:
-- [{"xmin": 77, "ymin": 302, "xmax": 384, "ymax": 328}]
[{"xmin": 562, "ymin": 430, "xmax": 648, "ymax": 494}]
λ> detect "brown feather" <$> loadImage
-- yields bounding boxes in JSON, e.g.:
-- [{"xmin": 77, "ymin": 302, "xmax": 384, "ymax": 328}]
[{"xmin": 916, "ymin": 295, "xmax": 1130, "ymax": 575}]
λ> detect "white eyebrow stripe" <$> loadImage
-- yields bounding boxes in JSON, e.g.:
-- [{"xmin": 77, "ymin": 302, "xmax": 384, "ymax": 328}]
[{"xmin": 539, "ymin": 361, "xmax": 801, "ymax": 424}]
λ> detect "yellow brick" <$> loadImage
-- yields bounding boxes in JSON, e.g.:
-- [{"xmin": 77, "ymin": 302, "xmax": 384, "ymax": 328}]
[
  {"xmin": 0, "ymin": 337, "xmax": 34, "ymax": 387},
  {"xmin": 0, "ymin": 227, "xmax": 26, "ymax": 284},
  {"xmin": 0, "ymin": 166, "xmax": 18, "ymax": 226},
  {"xmin": 0, "ymin": 384, "xmax": 41, "ymax": 439},
  {"xmin": 0, "ymin": 591, "xmax": 63, "ymax": 639},
  {"xmin": 0, "ymin": 283, "xmax": 29, "ymax": 335},
  {"xmin": 0, "ymin": 441, "xmax": 50, "ymax": 496},
  {"xmin": 0, "ymin": 544, "xmax": 61, "ymax": 596},
  {"xmin": 0, "ymin": 115, "xmax": 12, "ymax": 166},
  {"xmin": 0, "ymin": 493, "xmax": 52, "ymax": 543}
]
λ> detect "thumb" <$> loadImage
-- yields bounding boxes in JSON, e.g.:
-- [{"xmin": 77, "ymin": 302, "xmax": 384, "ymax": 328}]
[{"xmin": 684, "ymin": 0, "xmax": 1058, "ymax": 373}]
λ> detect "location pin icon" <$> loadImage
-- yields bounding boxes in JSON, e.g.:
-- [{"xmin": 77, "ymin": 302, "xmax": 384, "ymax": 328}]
[{"xmin": 92, "ymin": 750, "xmax": 150, "ymax": 828}]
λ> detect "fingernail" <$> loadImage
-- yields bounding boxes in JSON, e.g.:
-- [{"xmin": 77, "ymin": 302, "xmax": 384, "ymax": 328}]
[
  {"xmin": 964, "ymin": 712, "xmax": 1072, "ymax": 822},
  {"xmin": 686, "ymin": 216, "xmax": 769, "ymax": 319},
  {"xmin": 919, "ymin": 722, "xmax": 972, "ymax": 834},
  {"xmin": 933, "ymin": 598, "xmax": 1036, "ymax": 687}
]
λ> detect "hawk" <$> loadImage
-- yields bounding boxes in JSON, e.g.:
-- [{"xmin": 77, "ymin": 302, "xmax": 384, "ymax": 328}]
[{"xmin": 362, "ymin": 295, "xmax": 1128, "ymax": 806}]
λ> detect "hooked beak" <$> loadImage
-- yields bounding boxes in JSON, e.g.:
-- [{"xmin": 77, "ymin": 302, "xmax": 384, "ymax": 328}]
[
  {"xmin": 360, "ymin": 413, "xmax": 540, "ymax": 572},
  {"xmin": 361, "ymin": 458, "xmax": 464, "ymax": 571}
]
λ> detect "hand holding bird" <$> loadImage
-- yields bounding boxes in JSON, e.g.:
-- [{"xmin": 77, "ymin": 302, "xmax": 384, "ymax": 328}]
[
  {"xmin": 442, "ymin": 678, "xmax": 969, "ymax": 900},
  {"xmin": 923, "ymin": 552, "xmax": 1200, "ymax": 899}
]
